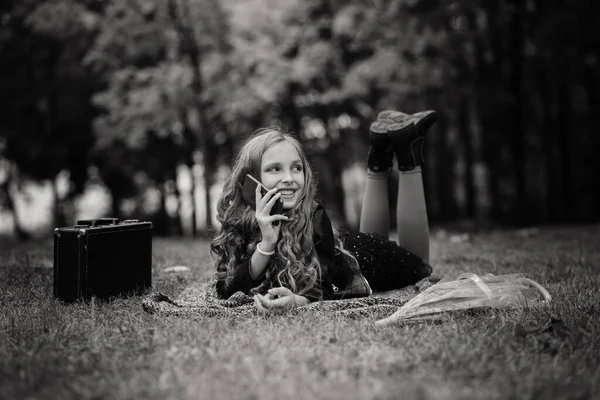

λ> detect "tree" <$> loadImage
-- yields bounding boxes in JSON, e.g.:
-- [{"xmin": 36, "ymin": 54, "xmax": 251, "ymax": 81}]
[
  {"xmin": 166, "ymin": 0, "xmax": 232, "ymax": 231},
  {"xmin": 85, "ymin": 0, "xmax": 242, "ymax": 232},
  {"xmin": 395, "ymin": 0, "xmax": 600, "ymax": 225},
  {"xmin": 0, "ymin": 0, "xmax": 100, "ymax": 234}
]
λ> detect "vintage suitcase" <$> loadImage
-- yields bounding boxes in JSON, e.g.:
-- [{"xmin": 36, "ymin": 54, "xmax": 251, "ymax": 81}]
[{"xmin": 53, "ymin": 218, "xmax": 152, "ymax": 302}]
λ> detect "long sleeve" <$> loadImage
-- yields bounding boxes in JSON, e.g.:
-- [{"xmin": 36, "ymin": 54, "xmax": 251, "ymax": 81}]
[
  {"xmin": 302, "ymin": 284, "xmax": 323, "ymax": 303},
  {"xmin": 312, "ymin": 205, "xmax": 336, "ymax": 262},
  {"xmin": 312, "ymin": 204, "xmax": 371, "ymax": 300},
  {"xmin": 215, "ymin": 251, "xmax": 265, "ymax": 299},
  {"xmin": 215, "ymin": 204, "xmax": 351, "ymax": 301},
  {"xmin": 312, "ymin": 205, "xmax": 352, "ymax": 299}
]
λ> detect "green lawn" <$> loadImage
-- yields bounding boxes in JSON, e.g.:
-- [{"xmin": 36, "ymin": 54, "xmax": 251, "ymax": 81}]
[{"xmin": 1, "ymin": 225, "xmax": 599, "ymax": 400}]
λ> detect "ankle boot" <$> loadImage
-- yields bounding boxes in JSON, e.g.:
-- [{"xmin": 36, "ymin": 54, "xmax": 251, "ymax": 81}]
[
  {"xmin": 410, "ymin": 110, "xmax": 437, "ymax": 136},
  {"xmin": 376, "ymin": 109, "xmax": 438, "ymax": 171},
  {"xmin": 366, "ymin": 133, "xmax": 393, "ymax": 172},
  {"xmin": 396, "ymin": 136, "xmax": 425, "ymax": 171},
  {"xmin": 368, "ymin": 110, "xmax": 413, "ymax": 171}
]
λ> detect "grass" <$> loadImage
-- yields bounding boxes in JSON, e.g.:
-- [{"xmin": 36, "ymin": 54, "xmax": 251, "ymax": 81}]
[{"xmin": 1, "ymin": 225, "xmax": 600, "ymax": 400}]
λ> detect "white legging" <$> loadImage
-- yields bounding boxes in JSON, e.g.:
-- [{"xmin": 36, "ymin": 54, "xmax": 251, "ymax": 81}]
[{"xmin": 359, "ymin": 167, "xmax": 430, "ymax": 263}]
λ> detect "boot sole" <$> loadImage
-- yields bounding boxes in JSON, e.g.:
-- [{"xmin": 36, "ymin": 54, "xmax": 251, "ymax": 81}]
[
  {"xmin": 369, "ymin": 119, "xmax": 416, "ymax": 138},
  {"xmin": 377, "ymin": 109, "xmax": 438, "ymax": 135},
  {"xmin": 410, "ymin": 110, "xmax": 437, "ymax": 134},
  {"xmin": 377, "ymin": 110, "xmax": 410, "ymax": 122}
]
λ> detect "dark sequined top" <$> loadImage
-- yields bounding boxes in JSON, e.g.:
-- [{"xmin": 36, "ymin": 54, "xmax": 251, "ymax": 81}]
[{"xmin": 339, "ymin": 230, "xmax": 432, "ymax": 292}]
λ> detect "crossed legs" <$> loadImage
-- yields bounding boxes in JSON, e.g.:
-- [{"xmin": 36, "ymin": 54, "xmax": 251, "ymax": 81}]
[
  {"xmin": 359, "ymin": 110, "xmax": 436, "ymax": 263},
  {"xmin": 359, "ymin": 168, "xmax": 430, "ymax": 263}
]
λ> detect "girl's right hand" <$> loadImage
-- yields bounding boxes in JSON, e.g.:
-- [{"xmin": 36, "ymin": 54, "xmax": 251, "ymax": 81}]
[{"xmin": 255, "ymin": 185, "xmax": 289, "ymax": 248}]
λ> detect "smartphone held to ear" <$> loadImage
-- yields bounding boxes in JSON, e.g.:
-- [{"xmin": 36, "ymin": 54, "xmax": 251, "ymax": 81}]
[{"xmin": 240, "ymin": 174, "xmax": 284, "ymax": 216}]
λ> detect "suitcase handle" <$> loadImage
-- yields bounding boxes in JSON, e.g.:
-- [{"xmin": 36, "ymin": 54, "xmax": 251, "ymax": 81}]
[{"xmin": 76, "ymin": 218, "xmax": 119, "ymax": 227}]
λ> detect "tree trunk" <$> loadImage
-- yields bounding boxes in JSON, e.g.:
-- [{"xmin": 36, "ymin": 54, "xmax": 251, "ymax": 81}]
[
  {"xmin": 153, "ymin": 186, "xmax": 169, "ymax": 236},
  {"xmin": 508, "ymin": 0, "xmax": 527, "ymax": 223},
  {"xmin": 168, "ymin": 0, "xmax": 213, "ymax": 230},
  {"xmin": 192, "ymin": 72, "xmax": 214, "ymax": 231},
  {"xmin": 479, "ymin": 0, "xmax": 503, "ymax": 221},
  {"xmin": 202, "ymin": 150, "xmax": 215, "ymax": 229},
  {"xmin": 317, "ymin": 113, "xmax": 347, "ymax": 227},
  {"xmin": 534, "ymin": 57, "xmax": 553, "ymax": 223},
  {"xmin": 110, "ymin": 193, "xmax": 121, "ymax": 220},
  {"xmin": 187, "ymin": 160, "xmax": 198, "ymax": 235},
  {"xmin": 435, "ymin": 109, "xmax": 456, "ymax": 221},
  {"xmin": 579, "ymin": 0, "xmax": 600, "ymax": 221},
  {"xmin": 181, "ymin": 117, "xmax": 198, "ymax": 235},
  {"xmin": 582, "ymin": 59, "xmax": 600, "ymax": 220},
  {"xmin": 279, "ymin": 82, "xmax": 302, "ymax": 135},
  {"xmin": 2, "ymin": 163, "xmax": 30, "ymax": 240},
  {"xmin": 458, "ymin": 97, "xmax": 476, "ymax": 219},
  {"xmin": 556, "ymin": 78, "xmax": 572, "ymax": 222},
  {"xmin": 173, "ymin": 183, "xmax": 184, "ymax": 235},
  {"xmin": 51, "ymin": 177, "xmax": 68, "ymax": 228}
]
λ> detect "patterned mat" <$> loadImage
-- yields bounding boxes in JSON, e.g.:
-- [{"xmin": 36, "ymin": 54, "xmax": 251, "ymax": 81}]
[{"xmin": 142, "ymin": 277, "xmax": 439, "ymax": 320}]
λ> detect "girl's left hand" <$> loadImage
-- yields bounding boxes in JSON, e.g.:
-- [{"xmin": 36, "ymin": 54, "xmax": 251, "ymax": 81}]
[{"xmin": 254, "ymin": 287, "xmax": 308, "ymax": 313}]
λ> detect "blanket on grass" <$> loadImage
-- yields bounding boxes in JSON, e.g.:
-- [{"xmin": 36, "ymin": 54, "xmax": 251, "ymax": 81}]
[{"xmin": 142, "ymin": 277, "xmax": 439, "ymax": 320}]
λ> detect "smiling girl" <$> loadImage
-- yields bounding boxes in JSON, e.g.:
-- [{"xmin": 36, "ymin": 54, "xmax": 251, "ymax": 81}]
[{"xmin": 211, "ymin": 110, "xmax": 436, "ymax": 313}]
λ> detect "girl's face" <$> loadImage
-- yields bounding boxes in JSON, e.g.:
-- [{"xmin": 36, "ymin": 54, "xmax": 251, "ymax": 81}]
[{"xmin": 260, "ymin": 140, "xmax": 305, "ymax": 210}]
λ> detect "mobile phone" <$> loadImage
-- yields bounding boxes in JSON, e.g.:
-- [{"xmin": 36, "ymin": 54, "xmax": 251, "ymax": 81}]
[{"xmin": 240, "ymin": 174, "xmax": 284, "ymax": 217}]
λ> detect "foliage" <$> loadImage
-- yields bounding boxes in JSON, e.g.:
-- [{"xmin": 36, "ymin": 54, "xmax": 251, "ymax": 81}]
[
  {"xmin": 83, "ymin": 0, "xmax": 241, "ymax": 227},
  {"xmin": 1, "ymin": 0, "xmax": 600, "ymax": 237},
  {"xmin": 0, "ymin": 0, "xmax": 99, "ymax": 188}
]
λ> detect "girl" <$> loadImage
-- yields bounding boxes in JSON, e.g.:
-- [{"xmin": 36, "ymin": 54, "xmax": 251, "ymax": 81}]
[{"xmin": 211, "ymin": 110, "xmax": 437, "ymax": 313}]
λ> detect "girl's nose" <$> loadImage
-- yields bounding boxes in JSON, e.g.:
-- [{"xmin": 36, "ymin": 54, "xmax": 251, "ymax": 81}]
[{"xmin": 282, "ymin": 170, "xmax": 293, "ymax": 183}]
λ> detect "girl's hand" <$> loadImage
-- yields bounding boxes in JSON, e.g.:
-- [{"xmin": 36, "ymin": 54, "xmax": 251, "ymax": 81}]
[
  {"xmin": 253, "ymin": 287, "xmax": 309, "ymax": 313},
  {"xmin": 255, "ymin": 186, "xmax": 289, "ymax": 248}
]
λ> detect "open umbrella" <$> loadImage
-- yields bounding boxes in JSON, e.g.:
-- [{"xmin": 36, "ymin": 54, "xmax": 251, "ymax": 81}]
[{"xmin": 375, "ymin": 273, "xmax": 552, "ymax": 326}]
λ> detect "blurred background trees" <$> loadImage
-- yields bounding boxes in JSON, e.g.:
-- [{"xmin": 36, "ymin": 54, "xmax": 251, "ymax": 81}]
[{"xmin": 0, "ymin": 0, "xmax": 598, "ymax": 239}]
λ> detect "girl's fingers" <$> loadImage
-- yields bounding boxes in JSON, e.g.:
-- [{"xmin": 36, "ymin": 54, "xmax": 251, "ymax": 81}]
[
  {"xmin": 264, "ymin": 192, "xmax": 282, "ymax": 214},
  {"xmin": 254, "ymin": 295, "xmax": 268, "ymax": 313},
  {"xmin": 263, "ymin": 292, "xmax": 280, "ymax": 301},
  {"xmin": 256, "ymin": 294, "xmax": 273, "ymax": 309},
  {"xmin": 267, "ymin": 287, "xmax": 293, "ymax": 297},
  {"xmin": 258, "ymin": 291, "xmax": 293, "ymax": 310},
  {"xmin": 264, "ymin": 214, "xmax": 290, "ymax": 226},
  {"xmin": 256, "ymin": 187, "xmax": 278, "ymax": 211},
  {"xmin": 270, "ymin": 297, "xmax": 292, "ymax": 308},
  {"xmin": 254, "ymin": 184, "xmax": 263, "ymax": 209}
]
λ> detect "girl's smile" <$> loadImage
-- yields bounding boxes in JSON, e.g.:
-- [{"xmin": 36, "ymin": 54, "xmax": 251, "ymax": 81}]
[
  {"xmin": 260, "ymin": 140, "xmax": 305, "ymax": 210},
  {"xmin": 278, "ymin": 189, "xmax": 296, "ymax": 196},
  {"xmin": 278, "ymin": 188, "xmax": 298, "ymax": 205}
]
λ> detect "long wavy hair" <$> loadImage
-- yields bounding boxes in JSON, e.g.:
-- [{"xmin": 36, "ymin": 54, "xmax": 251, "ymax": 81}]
[{"xmin": 211, "ymin": 127, "xmax": 358, "ymax": 298}]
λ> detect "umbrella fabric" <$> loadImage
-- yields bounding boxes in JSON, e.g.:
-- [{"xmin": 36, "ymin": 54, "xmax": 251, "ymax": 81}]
[{"xmin": 375, "ymin": 273, "xmax": 552, "ymax": 326}]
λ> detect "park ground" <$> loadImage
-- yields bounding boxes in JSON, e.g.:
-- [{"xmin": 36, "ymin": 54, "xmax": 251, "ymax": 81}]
[{"xmin": 1, "ymin": 224, "xmax": 599, "ymax": 400}]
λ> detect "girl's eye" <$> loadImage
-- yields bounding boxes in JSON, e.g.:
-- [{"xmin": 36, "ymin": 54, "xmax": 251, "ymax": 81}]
[{"xmin": 292, "ymin": 165, "xmax": 303, "ymax": 172}]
